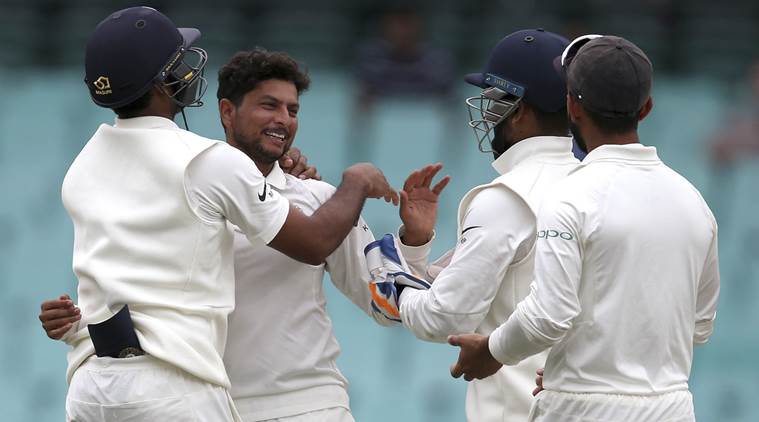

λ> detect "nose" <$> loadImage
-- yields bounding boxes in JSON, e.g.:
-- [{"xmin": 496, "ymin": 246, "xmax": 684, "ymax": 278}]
[{"xmin": 273, "ymin": 105, "xmax": 291, "ymax": 126}]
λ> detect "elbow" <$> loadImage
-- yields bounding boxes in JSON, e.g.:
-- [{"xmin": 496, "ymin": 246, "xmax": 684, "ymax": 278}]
[
  {"xmin": 302, "ymin": 251, "xmax": 327, "ymax": 266},
  {"xmin": 406, "ymin": 313, "xmax": 480, "ymax": 343},
  {"xmin": 693, "ymin": 320, "xmax": 714, "ymax": 345},
  {"xmin": 301, "ymin": 241, "xmax": 330, "ymax": 266}
]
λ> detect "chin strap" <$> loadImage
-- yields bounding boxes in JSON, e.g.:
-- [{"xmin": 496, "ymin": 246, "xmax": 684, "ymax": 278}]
[{"xmin": 181, "ymin": 108, "xmax": 189, "ymax": 130}]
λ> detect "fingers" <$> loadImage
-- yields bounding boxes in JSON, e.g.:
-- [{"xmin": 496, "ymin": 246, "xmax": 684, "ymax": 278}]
[
  {"xmin": 280, "ymin": 147, "xmax": 301, "ymax": 170},
  {"xmin": 533, "ymin": 367, "xmax": 544, "ymax": 396},
  {"xmin": 448, "ymin": 335, "xmax": 464, "ymax": 378},
  {"xmin": 288, "ymin": 156, "xmax": 309, "ymax": 178},
  {"xmin": 450, "ymin": 362, "xmax": 464, "ymax": 379},
  {"xmin": 431, "ymin": 175, "xmax": 451, "ymax": 196},
  {"xmin": 40, "ymin": 298, "xmax": 75, "ymax": 312},
  {"xmin": 403, "ymin": 169, "xmax": 423, "ymax": 192},
  {"xmin": 385, "ymin": 188, "xmax": 399, "ymax": 206},
  {"xmin": 47, "ymin": 323, "xmax": 74, "ymax": 340},
  {"xmin": 39, "ymin": 306, "xmax": 80, "ymax": 323},
  {"xmin": 399, "ymin": 190, "xmax": 409, "ymax": 210},
  {"xmin": 404, "ymin": 164, "xmax": 446, "ymax": 195},
  {"xmin": 297, "ymin": 165, "xmax": 319, "ymax": 180},
  {"xmin": 43, "ymin": 313, "xmax": 81, "ymax": 331},
  {"xmin": 421, "ymin": 163, "xmax": 443, "ymax": 188}
]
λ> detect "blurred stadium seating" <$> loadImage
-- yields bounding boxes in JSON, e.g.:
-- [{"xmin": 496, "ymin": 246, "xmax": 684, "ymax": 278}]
[{"xmin": 1, "ymin": 1, "xmax": 758, "ymax": 420}]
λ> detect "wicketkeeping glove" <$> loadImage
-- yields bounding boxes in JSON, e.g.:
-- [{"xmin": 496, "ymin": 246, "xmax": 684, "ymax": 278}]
[{"xmin": 365, "ymin": 234, "xmax": 431, "ymax": 325}]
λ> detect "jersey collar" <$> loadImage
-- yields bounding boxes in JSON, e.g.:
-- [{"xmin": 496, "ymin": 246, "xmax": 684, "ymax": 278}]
[
  {"xmin": 265, "ymin": 161, "xmax": 288, "ymax": 190},
  {"xmin": 113, "ymin": 116, "xmax": 179, "ymax": 130},
  {"xmin": 491, "ymin": 136, "xmax": 574, "ymax": 175},
  {"xmin": 577, "ymin": 143, "xmax": 660, "ymax": 169}
]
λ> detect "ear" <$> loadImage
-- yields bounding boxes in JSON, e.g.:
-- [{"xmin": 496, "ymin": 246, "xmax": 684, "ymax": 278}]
[
  {"xmin": 219, "ymin": 98, "xmax": 236, "ymax": 133},
  {"xmin": 638, "ymin": 96, "xmax": 653, "ymax": 121},
  {"xmin": 567, "ymin": 94, "xmax": 583, "ymax": 122},
  {"xmin": 509, "ymin": 101, "xmax": 528, "ymax": 124}
]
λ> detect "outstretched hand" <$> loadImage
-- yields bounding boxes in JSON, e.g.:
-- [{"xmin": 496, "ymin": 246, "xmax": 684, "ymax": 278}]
[
  {"xmin": 399, "ymin": 163, "xmax": 450, "ymax": 246},
  {"xmin": 448, "ymin": 333, "xmax": 502, "ymax": 381},
  {"xmin": 39, "ymin": 294, "xmax": 80, "ymax": 340}
]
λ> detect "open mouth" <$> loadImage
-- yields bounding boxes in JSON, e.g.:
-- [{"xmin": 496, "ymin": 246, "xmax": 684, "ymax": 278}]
[{"xmin": 263, "ymin": 129, "xmax": 288, "ymax": 144}]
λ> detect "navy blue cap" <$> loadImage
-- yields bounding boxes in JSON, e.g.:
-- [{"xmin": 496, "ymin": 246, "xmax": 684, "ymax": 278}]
[
  {"xmin": 84, "ymin": 7, "xmax": 201, "ymax": 109},
  {"xmin": 465, "ymin": 29, "xmax": 569, "ymax": 112}
]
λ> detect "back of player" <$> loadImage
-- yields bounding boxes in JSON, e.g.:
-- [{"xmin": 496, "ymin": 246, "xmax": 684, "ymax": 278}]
[
  {"xmin": 459, "ymin": 36, "xmax": 720, "ymax": 422},
  {"xmin": 540, "ymin": 147, "xmax": 718, "ymax": 397}
]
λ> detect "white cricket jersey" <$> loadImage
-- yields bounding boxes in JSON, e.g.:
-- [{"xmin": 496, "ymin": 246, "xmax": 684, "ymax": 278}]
[
  {"xmin": 398, "ymin": 136, "xmax": 579, "ymax": 422},
  {"xmin": 490, "ymin": 143, "xmax": 720, "ymax": 396},
  {"xmin": 61, "ymin": 116, "xmax": 289, "ymax": 389},
  {"xmin": 223, "ymin": 162, "xmax": 376, "ymax": 421}
]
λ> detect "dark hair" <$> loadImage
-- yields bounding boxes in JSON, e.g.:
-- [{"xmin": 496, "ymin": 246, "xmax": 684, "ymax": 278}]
[
  {"xmin": 583, "ymin": 106, "xmax": 639, "ymax": 135},
  {"xmin": 531, "ymin": 105, "xmax": 570, "ymax": 136},
  {"xmin": 217, "ymin": 48, "xmax": 311, "ymax": 105},
  {"xmin": 112, "ymin": 90, "xmax": 153, "ymax": 118}
]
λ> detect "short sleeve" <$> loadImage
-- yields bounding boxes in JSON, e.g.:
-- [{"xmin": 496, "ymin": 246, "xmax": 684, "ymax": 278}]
[{"xmin": 185, "ymin": 144, "xmax": 290, "ymax": 244}]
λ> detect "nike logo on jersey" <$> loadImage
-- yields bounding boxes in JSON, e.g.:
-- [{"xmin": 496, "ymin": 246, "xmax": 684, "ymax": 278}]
[
  {"xmin": 258, "ymin": 183, "xmax": 268, "ymax": 202},
  {"xmin": 461, "ymin": 225, "xmax": 482, "ymax": 235}
]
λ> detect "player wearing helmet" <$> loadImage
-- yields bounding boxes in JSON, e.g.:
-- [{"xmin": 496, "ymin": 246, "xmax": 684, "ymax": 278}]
[
  {"xmin": 449, "ymin": 35, "xmax": 719, "ymax": 422},
  {"xmin": 390, "ymin": 29, "xmax": 579, "ymax": 422},
  {"xmin": 61, "ymin": 7, "xmax": 397, "ymax": 421}
]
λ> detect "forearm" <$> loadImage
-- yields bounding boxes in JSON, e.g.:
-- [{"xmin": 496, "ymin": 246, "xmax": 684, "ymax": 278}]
[
  {"xmin": 397, "ymin": 225, "xmax": 435, "ymax": 278},
  {"xmin": 303, "ymin": 175, "xmax": 369, "ymax": 262},
  {"xmin": 400, "ymin": 288, "xmax": 484, "ymax": 342},
  {"xmin": 489, "ymin": 290, "xmax": 572, "ymax": 365}
]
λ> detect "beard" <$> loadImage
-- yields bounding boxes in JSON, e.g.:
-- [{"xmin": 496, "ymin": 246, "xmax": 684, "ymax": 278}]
[
  {"xmin": 232, "ymin": 130, "xmax": 288, "ymax": 164},
  {"xmin": 569, "ymin": 120, "xmax": 588, "ymax": 154},
  {"xmin": 490, "ymin": 118, "xmax": 515, "ymax": 159}
]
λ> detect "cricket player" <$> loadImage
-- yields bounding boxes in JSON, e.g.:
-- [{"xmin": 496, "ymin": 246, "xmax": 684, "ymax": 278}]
[
  {"xmin": 448, "ymin": 36, "xmax": 720, "ymax": 422},
  {"xmin": 391, "ymin": 29, "xmax": 580, "ymax": 422},
  {"xmin": 57, "ymin": 7, "xmax": 397, "ymax": 421},
  {"xmin": 43, "ymin": 45, "xmax": 430, "ymax": 421}
]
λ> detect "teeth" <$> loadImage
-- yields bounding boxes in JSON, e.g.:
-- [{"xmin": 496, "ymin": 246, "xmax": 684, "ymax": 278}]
[{"xmin": 264, "ymin": 131, "xmax": 285, "ymax": 140}]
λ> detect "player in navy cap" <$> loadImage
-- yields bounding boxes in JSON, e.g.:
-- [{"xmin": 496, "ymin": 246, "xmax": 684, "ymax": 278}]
[
  {"xmin": 388, "ymin": 29, "xmax": 580, "ymax": 422},
  {"xmin": 59, "ymin": 6, "xmax": 398, "ymax": 421},
  {"xmin": 448, "ymin": 35, "xmax": 719, "ymax": 422}
]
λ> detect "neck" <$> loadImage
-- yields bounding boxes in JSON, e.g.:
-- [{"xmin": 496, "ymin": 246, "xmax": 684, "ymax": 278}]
[
  {"xmin": 257, "ymin": 161, "xmax": 275, "ymax": 176},
  {"xmin": 585, "ymin": 128, "xmax": 639, "ymax": 152},
  {"xmin": 226, "ymin": 136, "xmax": 275, "ymax": 176}
]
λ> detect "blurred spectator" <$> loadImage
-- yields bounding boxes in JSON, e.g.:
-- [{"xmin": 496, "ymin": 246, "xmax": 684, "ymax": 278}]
[
  {"xmin": 354, "ymin": 7, "xmax": 455, "ymax": 108},
  {"xmin": 710, "ymin": 61, "xmax": 759, "ymax": 167},
  {"xmin": 345, "ymin": 7, "xmax": 457, "ymax": 165}
]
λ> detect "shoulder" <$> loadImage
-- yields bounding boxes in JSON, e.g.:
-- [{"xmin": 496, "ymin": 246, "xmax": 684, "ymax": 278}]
[
  {"xmin": 280, "ymin": 175, "xmax": 337, "ymax": 205},
  {"xmin": 172, "ymin": 127, "xmax": 223, "ymax": 150},
  {"xmin": 460, "ymin": 183, "xmax": 534, "ymax": 228},
  {"xmin": 298, "ymin": 178, "xmax": 337, "ymax": 203},
  {"xmin": 192, "ymin": 143, "xmax": 256, "ymax": 169},
  {"xmin": 660, "ymin": 164, "xmax": 717, "ymax": 227}
]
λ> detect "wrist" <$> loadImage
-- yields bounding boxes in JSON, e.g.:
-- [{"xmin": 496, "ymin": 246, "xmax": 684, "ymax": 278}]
[
  {"xmin": 401, "ymin": 229, "xmax": 433, "ymax": 246},
  {"xmin": 341, "ymin": 171, "xmax": 370, "ymax": 196}
]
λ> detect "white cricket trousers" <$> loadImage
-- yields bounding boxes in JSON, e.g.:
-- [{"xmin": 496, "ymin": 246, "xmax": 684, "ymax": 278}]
[
  {"xmin": 65, "ymin": 355, "xmax": 242, "ymax": 421},
  {"xmin": 528, "ymin": 389, "xmax": 695, "ymax": 422},
  {"xmin": 258, "ymin": 407, "xmax": 354, "ymax": 422}
]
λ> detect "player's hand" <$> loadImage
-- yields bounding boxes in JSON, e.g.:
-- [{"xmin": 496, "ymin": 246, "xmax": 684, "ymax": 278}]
[
  {"xmin": 448, "ymin": 333, "xmax": 502, "ymax": 381},
  {"xmin": 39, "ymin": 294, "xmax": 80, "ymax": 340},
  {"xmin": 343, "ymin": 163, "xmax": 399, "ymax": 205},
  {"xmin": 533, "ymin": 367, "xmax": 544, "ymax": 396},
  {"xmin": 399, "ymin": 163, "xmax": 450, "ymax": 246},
  {"xmin": 279, "ymin": 147, "xmax": 321, "ymax": 180}
]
